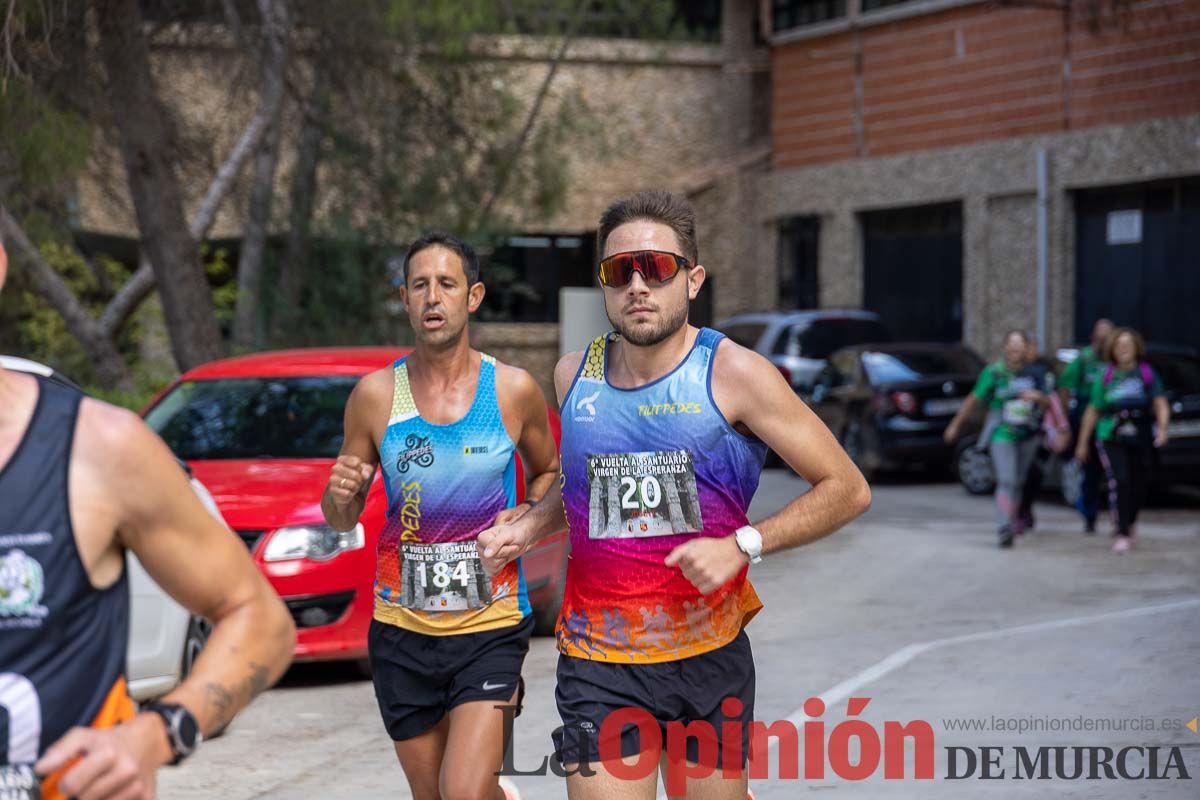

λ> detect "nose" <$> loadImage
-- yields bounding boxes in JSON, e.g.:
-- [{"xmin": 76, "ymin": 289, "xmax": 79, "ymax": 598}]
[{"xmin": 625, "ymin": 269, "xmax": 650, "ymax": 297}]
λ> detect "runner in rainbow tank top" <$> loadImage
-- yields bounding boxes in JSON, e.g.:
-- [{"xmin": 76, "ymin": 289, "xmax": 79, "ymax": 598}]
[
  {"xmin": 322, "ymin": 232, "xmax": 558, "ymax": 800},
  {"xmin": 476, "ymin": 191, "xmax": 873, "ymax": 799}
]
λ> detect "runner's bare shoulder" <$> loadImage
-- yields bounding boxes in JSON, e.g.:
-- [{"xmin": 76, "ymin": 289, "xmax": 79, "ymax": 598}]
[
  {"xmin": 493, "ymin": 360, "xmax": 545, "ymax": 404},
  {"xmin": 348, "ymin": 366, "xmax": 394, "ymax": 416},
  {"xmin": 74, "ymin": 396, "xmax": 165, "ymax": 478},
  {"xmin": 554, "ymin": 351, "xmax": 586, "ymax": 405}
]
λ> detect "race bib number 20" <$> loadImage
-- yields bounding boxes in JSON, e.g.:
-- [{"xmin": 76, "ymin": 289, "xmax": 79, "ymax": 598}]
[
  {"xmin": 399, "ymin": 542, "xmax": 492, "ymax": 612},
  {"xmin": 586, "ymin": 450, "xmax": 704, "ymax": 539}
]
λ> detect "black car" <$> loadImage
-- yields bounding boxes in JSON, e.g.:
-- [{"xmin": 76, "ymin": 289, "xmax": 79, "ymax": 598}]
[
  {"xmin": 808, "ymin": 343, "xmax": 985, "ymax": 479},
  {"xmin": 954, "ymin": 344, "xmax": 1200, "ymax": 495}
]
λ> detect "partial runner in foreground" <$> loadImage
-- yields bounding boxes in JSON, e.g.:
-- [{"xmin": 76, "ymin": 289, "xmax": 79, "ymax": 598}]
[{"xmin": 0, "ymin": 239, "xmax": 296, "ymax": 800}]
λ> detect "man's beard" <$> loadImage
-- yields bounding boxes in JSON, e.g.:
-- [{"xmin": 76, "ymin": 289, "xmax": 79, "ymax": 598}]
[{"xmin": 607, "ymin": 300, "xmax": 689, "ymax": 347}]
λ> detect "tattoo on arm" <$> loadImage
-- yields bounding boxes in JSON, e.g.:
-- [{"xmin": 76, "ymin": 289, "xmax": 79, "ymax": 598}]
[{"xmin": 202, "ymin": 660, "xmax": 272, "ymax": 727}]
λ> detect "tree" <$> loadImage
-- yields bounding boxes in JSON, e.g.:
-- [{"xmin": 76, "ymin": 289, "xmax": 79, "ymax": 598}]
[{"xmin": 0, "ymin": 0, "xmax": 284, "ymax": 385}]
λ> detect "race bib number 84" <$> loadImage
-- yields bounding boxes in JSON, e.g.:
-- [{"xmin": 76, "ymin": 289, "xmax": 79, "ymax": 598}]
[
  {"xmin": 399, "ymin": 542, "xmax": 492, "ymax": 612},
  {"xmin": 587, "ymin": 450, "xmax": 704, "ymax": 539}
]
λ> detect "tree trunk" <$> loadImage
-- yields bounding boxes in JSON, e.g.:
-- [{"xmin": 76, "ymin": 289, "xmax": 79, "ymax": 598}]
[
  {"xmin": 272, "ymin": 66, "xmax": 328, "ymax": 344},
  {"xmin": 232, "ymin": 0, "xmax": 291, "ymax": 349},
  {"xmin": 93, "ymin": 0, "xmax": 223, "ymax": 371},
  {"xmin": 0, "ymin": 208, "xmax": 133, "ymax": 391}
]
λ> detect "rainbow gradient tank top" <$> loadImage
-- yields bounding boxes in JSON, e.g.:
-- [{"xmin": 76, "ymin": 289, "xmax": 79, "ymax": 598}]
[
  {"xmin": 373, "ymin": 353, "xmax": 530, "ymax": 635},
  {"xmin": 557, "ymin": 328, "xmax": 766, "ymax": 663}
]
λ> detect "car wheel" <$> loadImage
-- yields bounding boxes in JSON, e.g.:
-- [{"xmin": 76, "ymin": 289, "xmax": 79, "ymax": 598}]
[
  {"xmin": 841, "ymin": 419, "xmax": 878, "ymax": 481},
  {"xmin": 180, "ymin": 616, "xmax": 228, "ymax": 736},
  {"xmin": 956, "ymin": 442, "xmax": 995, "ymax": 495},
  {"xmin": 533, "ymin": 546, "xmax": 568, "ymax": 637},
  {"xmin": 181, "ymin": 616, "xmax": 210, "ymax": 681}
]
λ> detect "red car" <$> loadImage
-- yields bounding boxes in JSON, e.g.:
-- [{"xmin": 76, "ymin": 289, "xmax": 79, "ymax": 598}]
[{"xmin": 142, "ymin": 347, "xmax": 568, "ymax": 667}]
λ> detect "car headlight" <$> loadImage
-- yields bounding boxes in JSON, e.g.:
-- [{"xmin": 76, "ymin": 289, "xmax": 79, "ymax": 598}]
[{"xmin": 262, "ymin": 523, "xmax": 365, "ymax": 563}]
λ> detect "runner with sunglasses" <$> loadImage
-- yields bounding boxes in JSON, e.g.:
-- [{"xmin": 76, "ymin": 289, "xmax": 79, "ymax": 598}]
[
  {"xmin": 476, "ymin": 190, "xmax": 872, "ymax": 799},
  {"xmin": 322, "ymin": 232, "xmax": 558, "ymax": 800}
]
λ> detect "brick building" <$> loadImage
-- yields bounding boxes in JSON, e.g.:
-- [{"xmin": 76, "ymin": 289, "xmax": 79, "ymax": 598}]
[{"xmin": 764, "ymin": 0, "xmax": 1200, "ymax": 355}]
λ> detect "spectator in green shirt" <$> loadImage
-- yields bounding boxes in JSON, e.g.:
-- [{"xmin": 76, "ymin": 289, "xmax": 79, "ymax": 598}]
[
  {"xmin": 1059, "ymin": 318, "xmax": 1114, "ymax": 532},
  {"xmin": 1075, "ymin": 327, "xmax": 1170, "ymax": 553},
  {"xmin": 946, "ymin": 330, "xmax": 1051, "ymax": 548}
]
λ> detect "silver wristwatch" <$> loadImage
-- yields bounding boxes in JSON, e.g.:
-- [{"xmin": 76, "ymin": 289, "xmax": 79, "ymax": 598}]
[{"xmin": 733, "ymin": 525, "xmax": 763, "ymax": 564}]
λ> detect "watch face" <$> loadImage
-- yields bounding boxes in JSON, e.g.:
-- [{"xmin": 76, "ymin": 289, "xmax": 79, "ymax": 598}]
[{"xmin": 175, "ymin": 709, "xmax": 200, "ymax": 752}]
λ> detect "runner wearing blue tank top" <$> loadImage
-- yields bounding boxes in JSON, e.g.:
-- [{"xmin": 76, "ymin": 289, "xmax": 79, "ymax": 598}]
[
  {"xmin": 321, "ymin": 232, "xmax": 558, "ymax": 800},
  {"xmin": 0, "ymin": 239, "xmax": 294, "ymax": 800},
  {"xmin": 475, "ymin": 191, "xmax": 873, "ymax": 799}
]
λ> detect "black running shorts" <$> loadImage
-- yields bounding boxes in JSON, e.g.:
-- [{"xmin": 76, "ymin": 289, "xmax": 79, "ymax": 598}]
[
  {"xmin": 553, "ymin": 629, "xmax": 755, "ymax": 770},
  {"xmin": 368, "ymin": 614, "xmax": 533, "ymax": 741}
]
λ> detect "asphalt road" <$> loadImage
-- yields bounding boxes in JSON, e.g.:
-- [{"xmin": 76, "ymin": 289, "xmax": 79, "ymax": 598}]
[{"xmin": 160, "ymin": 472, "xmax": 1200, "ymax": 799}]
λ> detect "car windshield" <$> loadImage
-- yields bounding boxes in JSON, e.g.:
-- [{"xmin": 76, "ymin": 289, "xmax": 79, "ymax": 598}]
[
  {"xmin": 1149, "ymin": 353, "xmax": 1200, "ymax": 396},
  {"xmin": 862, "ymin": 349, "xmax": 982, "ymax": 383},
  {"xmin": 144, "ymin": 376, "xmax": 356, "ymax": 459}
]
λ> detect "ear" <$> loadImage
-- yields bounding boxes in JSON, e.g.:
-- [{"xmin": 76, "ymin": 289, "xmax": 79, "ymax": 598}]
[
  {"xmin": 398, "ymin": 284, "xmax": 408, "ymax": 307},
  {"xmin": 686, "ymin": 264, "xmax": 706, "ymax": 300},
  {"xmin": 468, "ymin": 281, "xmax": 486, "ymax": 313}
]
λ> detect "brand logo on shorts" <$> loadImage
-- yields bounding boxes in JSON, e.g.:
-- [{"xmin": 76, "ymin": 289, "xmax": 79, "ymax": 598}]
[
  {"xmin": 574, "ymin": 391, "xmax": 600, "ymax": 422},
  {"xmin": 482, "ymin": 680, "xmax": 509, "ymax": 691},
  {"xmin": 397, "ymin": 434, "xmax": 435, "ymax": 473}
]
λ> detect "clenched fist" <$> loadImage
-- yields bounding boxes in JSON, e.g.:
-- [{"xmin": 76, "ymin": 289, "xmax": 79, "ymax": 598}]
[
  {"xmin": 327, "ymin": 455, "xmax": 375, "ymax": 506},
  {"xmin": 665, "ymin": 535, "xmax": 749, "ymax": 595}
]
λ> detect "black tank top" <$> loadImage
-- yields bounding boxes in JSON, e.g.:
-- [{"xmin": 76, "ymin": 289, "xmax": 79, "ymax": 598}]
[{"xmin": 0, "ymin": 376, "xmax": 131, "ymax": 790}]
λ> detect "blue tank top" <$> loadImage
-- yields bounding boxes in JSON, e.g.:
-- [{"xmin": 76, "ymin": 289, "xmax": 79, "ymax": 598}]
[
  {"xmin": 372, "ymin": 353, "xmax": 530, "ymax": 635},
  {"xmin": 557, "ymin": 328, "xmax": 768, "ymax": 663}
]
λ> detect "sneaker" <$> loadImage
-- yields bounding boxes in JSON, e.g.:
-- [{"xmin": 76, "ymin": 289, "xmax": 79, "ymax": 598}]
[
  {"xmin": 1112, "ymin": 536, "xmax": 1131, "ymax": 553},
  {"xmin": 1020, "ymin": 511, "xmax": 1035, "ymax": 532},
  {"xmin": 998, "ymin": 532, "xmax": 1014, "ymax": 549},
  {"xmin": 1084, "ymin": 518, "xmax": 1096, "ymax": 534},
  {"xmin": 500, "ymin": 777, "xmax": 522, "ymax": 800}
]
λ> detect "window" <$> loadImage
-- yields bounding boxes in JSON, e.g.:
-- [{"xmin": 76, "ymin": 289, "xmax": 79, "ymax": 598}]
[
  {"xmin": 145, "ymin": 377, "xmax": 357, "ymax": 460},
  {"xmin": 861, "ymin": 348, "xmax": 983, "ymax": 384},
  {"xmin": 771, "ymin": 0, "xmax": 847, "ymax": 32},
  {"xmin": 800, "ymin": 318, "xmax": 890, "ymax": 360},
  {"xmin": 480, "ymin": 234, "xmax": 596, "ymax": 323},
  {"xmin": 719, "ymin": 323, "xmax": 768, "ymax": 351},
  {"xmin": 778, "ymin": 216, "xmax": 819, "ymax": 310}
]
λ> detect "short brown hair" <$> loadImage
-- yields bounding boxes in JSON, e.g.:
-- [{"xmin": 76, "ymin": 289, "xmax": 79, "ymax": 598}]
[
  {"xmin": 1102, "ymin": 326, "xmax": 1146, "ymax": 362},
  {"xmin": 597, "ymin": 189, "xmax": 698, "ymax": 264}
]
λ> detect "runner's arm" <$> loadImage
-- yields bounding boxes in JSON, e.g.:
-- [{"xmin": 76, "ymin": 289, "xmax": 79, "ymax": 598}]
[
  {"xmin": 1075, "ymin": 405, "xmax": 1100, "ymax": 461},
  {"xmin": 1153, "ymin": 395, "xmax": 1170, "ymax": 447},
  {"xmin": 322, "ymin": 370, "xmax": 386, "ymax": 531},
  {"xmin": 494, "ymin": 366, "xmax": 560, "ymax": 524},
  {"xmin": 710, "ymin": 340, "xmax": 871, "ymax": 556},
  {"xmin": 37, "ymin": 401, "xmax": 296, "ymax": 798},
  {"xmin": 944, "ymin": 393, "xmax": 982, "ymax": 443},
  {"xmin": 477, "ymin": 353, "xmax": 580, "ymax": 571}
]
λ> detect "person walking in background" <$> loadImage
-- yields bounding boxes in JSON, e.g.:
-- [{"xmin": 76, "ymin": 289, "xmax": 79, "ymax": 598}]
[
  {"xmin": 1016, "ymin": 332, "xmax": 1071, "ymax": 533},
  {"xmin": 1075, "ymin": 327, "xmax": 1170, "ymax": 553},
  {"xmin": 945, "ymin": 330, "xmax": 1051, "ymax": 548},
  {"xmin": 1060, "ymin": 318, "xmax": 1115, "ymax": 532}
]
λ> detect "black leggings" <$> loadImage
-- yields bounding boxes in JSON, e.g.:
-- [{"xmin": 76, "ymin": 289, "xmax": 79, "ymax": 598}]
[{"xmin": 1096, "ymin": 439, "xmax": 1152, "ymax": 537}]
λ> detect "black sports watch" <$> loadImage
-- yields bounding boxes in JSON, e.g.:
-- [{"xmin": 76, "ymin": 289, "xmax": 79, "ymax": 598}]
[{"xmin": 140, "ymin": 702, "xmax": 202, "ymax": 765}]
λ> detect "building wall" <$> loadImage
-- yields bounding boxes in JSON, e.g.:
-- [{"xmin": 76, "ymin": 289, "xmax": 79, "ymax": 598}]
[
  {"xmin": 766, "ymin": 112, "xmax": 1200, "ymax": 356},
  {"xmin": 772, "ymin": 0, "xmax": 1200, "ymax": 169}
]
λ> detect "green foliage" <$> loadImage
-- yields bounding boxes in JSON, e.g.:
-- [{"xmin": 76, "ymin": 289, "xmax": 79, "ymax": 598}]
[{"xmin": 0, "ymin": 80, "xmax": 91, "ymax": 200}]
